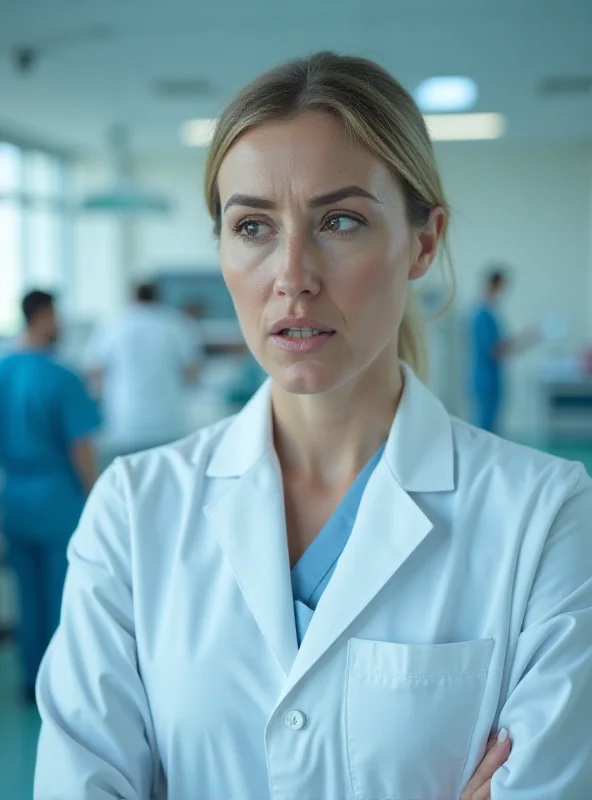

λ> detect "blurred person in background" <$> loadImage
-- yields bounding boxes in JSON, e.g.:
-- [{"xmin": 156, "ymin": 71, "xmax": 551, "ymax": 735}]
[
  {"xmin": 180, "ymin": 300, "xmax": 207, "ymax": 356},
  {"xmin": 470, "ymin": 266, "xmax": 540, "ymax": 433},
  {"xmin": 0, "ymin": 290, "xmax": 100, "ymax": 702},
  {"xmin": 85, "ymin": 282, "xmax": 200, "ymax": 456}
]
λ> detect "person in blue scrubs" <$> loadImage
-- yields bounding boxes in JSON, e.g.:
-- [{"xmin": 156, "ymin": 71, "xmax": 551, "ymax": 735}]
[
  {"xmin": 470, "ymin": 269, "xmax": 507, "ymax": 433},
  {"xmin": 470, "ymin": 267, "xmax": 539, "ymax": 434},
  {"xmin": 0, "ymin": 290, "xmax": 101, "ymax": 701}
]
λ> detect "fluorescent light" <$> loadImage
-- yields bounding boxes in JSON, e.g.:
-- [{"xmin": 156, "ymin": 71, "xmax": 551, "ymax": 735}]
[
  {"xmin": 415, "ymin": 76, "xmax": 478, "ymax": 112},
  {"xmin": 179, "ymin": 112, "xmax": 506, "ymax": 147},
  {"xmin": 424, "ymin": 113, "xmax": 507, "ymax": 141},
  {"xmin": 180, "ymin": 118, "xmax": 218, "ymax": 147}
]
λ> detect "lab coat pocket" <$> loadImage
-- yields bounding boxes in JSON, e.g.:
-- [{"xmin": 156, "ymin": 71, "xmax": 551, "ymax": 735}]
[{"xmin": 346, "ymin": 637, "xmax": 494, "ymax": 800}]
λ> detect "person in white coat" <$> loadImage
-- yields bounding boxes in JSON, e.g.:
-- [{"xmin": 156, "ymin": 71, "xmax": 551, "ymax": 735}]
[
  {"xmin": 34, "ymin": 52, "xmax": 592, "ymax": 800},
  {"xmin": 85, "ymin": 282, "xmax": 200, "ymax": 455}
]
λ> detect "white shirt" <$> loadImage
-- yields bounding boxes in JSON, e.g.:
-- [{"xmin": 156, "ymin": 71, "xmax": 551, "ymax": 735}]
[
  {"xmin": 86, "ymin": 305, "xmax": 197, "ymax": 448},
  {"xmin": 35, "ymin": 364, "xmax": 592, "ymax": 799}
]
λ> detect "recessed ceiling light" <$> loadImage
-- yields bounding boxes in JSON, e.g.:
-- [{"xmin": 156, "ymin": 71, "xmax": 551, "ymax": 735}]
[
  {"xmin": 424, "ymin": 113, "xmax": 507, "ymax": 141},
  {"xmin": 415, "ymin": 76, "xmax": 478, "ymax": 113},
  {"xmin": 179, "ymin": 118, "xmax": 218, "ymax": 147}
]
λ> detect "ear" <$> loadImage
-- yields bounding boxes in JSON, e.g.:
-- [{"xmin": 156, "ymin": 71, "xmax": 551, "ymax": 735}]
[{"xmin": 409, "ymin": 206, "xmax": 447, "ymax": 281}]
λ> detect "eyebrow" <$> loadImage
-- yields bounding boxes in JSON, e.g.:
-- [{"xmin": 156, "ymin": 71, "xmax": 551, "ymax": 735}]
[{"xmin": 223, "ymin": 185, "xmax": 381, "ymax": 213}]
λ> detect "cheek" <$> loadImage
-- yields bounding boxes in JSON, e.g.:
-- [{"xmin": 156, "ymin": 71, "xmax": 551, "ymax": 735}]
[
  {"xmin": 220, "ymin": 239, "xmax": 269, "ymax": 331},
  {"xmin": 332, "ymin": 235, "xmax": 411, "ymax": 326}
]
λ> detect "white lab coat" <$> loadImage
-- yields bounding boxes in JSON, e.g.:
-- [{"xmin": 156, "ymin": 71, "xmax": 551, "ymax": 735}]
[
  {"xmin": 35, "ymin": 364, "xmax": 592, "ymax": 799},
  {"xmin": 85, "ymin": 304, "xmax": 198, "ymax": 450}
]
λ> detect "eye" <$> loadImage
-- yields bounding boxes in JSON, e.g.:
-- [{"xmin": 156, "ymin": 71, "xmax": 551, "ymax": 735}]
[
  {"xmin": 232, "ymin": 219, "xmax": 272, "ymax": 241},
  {"xmin": 323, "ymin": 213, "xmax": 365, "ymax": 234}
]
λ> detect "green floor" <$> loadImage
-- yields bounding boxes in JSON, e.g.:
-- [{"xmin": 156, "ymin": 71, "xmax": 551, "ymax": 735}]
[
  {"xmin": 1, "ymin": 440, "xmax": 592, "ymax": 798},
  {"xmin": 0, "ymin": 642, "xmax": 40, "ymax": 798}
]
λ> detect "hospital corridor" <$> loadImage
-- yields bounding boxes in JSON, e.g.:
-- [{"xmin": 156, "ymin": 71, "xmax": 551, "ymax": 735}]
[{"xmin": 1, "ymin": 1, "xmax": 592, "ymax": 798}]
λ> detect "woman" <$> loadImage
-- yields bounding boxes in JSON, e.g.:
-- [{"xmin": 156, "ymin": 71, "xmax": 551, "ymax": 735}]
[{"xmin": 34, "ymin": 53, "xmax": 592, "ymax": 799}]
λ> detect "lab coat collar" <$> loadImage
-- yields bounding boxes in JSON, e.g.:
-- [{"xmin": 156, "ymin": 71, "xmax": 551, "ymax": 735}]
[
  {"xmin": 204, "ymin": 363, "xmax": 455, "ymax": 493},
  {"xmin": 282, "ymin": 365, "xmax": 456, "ymax": 690},
  {"xmin": 203, "ymin": 379, "xmax": 274, "ymax": 476},
  {"xmin": 385, "ymin": 362, "xmax": 455, "ymax": 493},
  {"xmin": 204, "ymin": 446, "xmax": 299, "ymax": 676},
  {"xmin": 203, "ymin": 363, "xmax": 455, "ymax": 683},
  {"xmin": 281, "ymin": 458, "xmax": 435, "ymax": 696}
]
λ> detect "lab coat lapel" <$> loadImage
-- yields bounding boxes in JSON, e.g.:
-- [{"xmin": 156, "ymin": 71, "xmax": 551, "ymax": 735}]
[
  {"xmin": 281, "ymin": 461, "xmax": 434, "ymax": 696},
  {"xmin": 203, "ymin": 367, "xmax": 455, "ymax": 692},
  {"xmin": 281, "ymin": 364, "xmax": 456, "ymax": 695},
  {"xmin": 204, "ymin": 383, "xmax": 298, "ymax": 676}
]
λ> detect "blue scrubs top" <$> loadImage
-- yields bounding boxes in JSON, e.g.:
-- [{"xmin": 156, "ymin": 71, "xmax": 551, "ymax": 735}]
[
  {"xmin": 291, "ymin": 444, "xmax": 386, "ymax": 646},
  {"xmin": 471, "ymin": 305, "xmax": 503, "ymax": 395},
  {"xmin": 0, "ymin": 351, "xmax": 101, "ymax": 541}
]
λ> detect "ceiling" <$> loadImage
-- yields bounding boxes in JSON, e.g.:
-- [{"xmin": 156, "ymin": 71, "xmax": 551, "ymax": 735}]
[{"xmin": 1, "ymin": 0, "xmax": 591, "ymax": 155}]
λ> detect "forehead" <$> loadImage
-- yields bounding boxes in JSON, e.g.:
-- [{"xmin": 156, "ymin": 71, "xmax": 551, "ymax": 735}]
[{"xmin": 217, "ymin": 111, "xmax": 400, "ymax": 203}]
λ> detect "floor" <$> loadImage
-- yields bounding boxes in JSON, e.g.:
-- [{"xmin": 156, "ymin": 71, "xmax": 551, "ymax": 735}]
[
  {"xmin": 1, "ymin": 440, "xmax": 591, "ymax": 798},
  {"xmin": 0, "ymin": 640, "xmax": 40, "ymax": 798}
]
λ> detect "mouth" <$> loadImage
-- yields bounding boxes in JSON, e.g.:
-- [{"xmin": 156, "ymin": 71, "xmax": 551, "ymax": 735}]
[
  {"xmin": 276, "ymin": 327, "xmax": 329, "ymax": 339},
  {"xmin": 270, "ymin": 317, "xmax": 336, "ymax": 336},
  {"xmin": 270, "ymin": 323, "xmax": 336, "ymax": 354}
]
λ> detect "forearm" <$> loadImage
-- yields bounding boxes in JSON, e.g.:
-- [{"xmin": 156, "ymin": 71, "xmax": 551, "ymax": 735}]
[
  {"xmin": 494, "ymin": 329, "xmax": 540, "ymax": 360},
  {"xmin": 87, "ymin": 368, "xmax": 104, "ymax": 400},
  {"xmin": 69, "ymin": 438, "xmax": 97, "ymax": 495}
]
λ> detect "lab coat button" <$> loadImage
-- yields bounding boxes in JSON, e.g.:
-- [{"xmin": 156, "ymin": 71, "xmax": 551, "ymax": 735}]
[{"xmin": 284, "ymin": 709, "xmax": 306, "ymax": 731}]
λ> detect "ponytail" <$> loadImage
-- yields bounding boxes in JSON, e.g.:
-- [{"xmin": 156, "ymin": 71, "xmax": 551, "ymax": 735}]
[{"xmin": 398, "ymin": 290, "xmax": 428, "ymax": 383}]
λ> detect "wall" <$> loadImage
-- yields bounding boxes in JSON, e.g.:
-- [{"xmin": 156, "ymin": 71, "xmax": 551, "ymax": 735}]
[
  {"xmin": 133, "ymin": 152, "xmax": 218, "ymax": 273},
  {"xmin": 434, "ymin": 142, "xmax": 592, "ymax": 436},
  {"xmin": 70, "ymin": 142, "xmax": 592, "ymax": 437},
  {"xmin": 69, "ymin": 150, "xmax": 217, "ymax": 321}
]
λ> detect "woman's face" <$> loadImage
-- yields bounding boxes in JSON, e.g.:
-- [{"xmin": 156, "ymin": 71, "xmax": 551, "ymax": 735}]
[{"xmin": 217, "ymin": 110, "xmax": 442, "ymax": 395}]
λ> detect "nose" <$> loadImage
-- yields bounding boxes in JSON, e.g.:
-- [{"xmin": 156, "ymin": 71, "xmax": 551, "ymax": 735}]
[{"xmin": 273, "ymin": 232, "xmax": 321, "ymax": 300}]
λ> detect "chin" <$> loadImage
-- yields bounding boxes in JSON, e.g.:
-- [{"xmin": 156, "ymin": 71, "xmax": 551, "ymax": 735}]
[{"xmin": 270, "ymin": 361, "xmax": 348, "ymax": 396}]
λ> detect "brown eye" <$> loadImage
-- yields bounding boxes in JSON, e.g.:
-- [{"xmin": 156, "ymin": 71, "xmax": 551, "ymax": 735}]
[
  {"xmin": 244, "ymin": 221, "xmax": 262, "ymax": 237},
  {"xmin": 233, "ymin": 219, "xmax": 272, "ymax": 240},
  {"xmin": 323, "ymin": 214, "xmax": 362, "ymax": 233}
]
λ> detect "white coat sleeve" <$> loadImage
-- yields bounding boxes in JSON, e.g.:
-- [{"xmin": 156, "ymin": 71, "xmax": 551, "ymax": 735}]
[
  {"xmin": 492, "ymin": 464, "xmax": 592, "ymax": 798},
  {"xmin": 34, "ymin": 462, "xmax": 161, "ymax": 800},
  {"xmin": 83, "ymin": 324, "xmax": 114, "ymax": 372}
]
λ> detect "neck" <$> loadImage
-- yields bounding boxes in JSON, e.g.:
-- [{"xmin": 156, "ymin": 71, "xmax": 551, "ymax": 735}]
[
  {"xmin": 271, "ymin": 349, "xmax": 403, "ymax": 485},
  {"xmin": 24, "ymin": 331, "xmax": 50, "ymax": 350}
]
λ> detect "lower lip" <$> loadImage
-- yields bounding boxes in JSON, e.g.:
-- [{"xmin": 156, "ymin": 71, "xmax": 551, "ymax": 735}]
[{"xmin": 271, "ymin": 332, "xmax": 335, "ymax": 353}]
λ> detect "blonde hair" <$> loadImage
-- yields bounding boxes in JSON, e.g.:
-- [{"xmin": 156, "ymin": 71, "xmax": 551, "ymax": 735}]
[{"xmin": 204, "ymin": 52, "xmax": 453, "ymax": 382}]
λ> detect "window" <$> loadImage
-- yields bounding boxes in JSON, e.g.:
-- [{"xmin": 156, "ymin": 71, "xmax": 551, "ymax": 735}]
[
  {"xmin": 0, "ymin": 143, "xmax": 21, "ymax": 193},
  {"xmin": 0, "ymin": 141, "xmax": 69, "ymax": 337},
  {"xmin": 0, "ymin": 202, "xmax": 23, "ymax": 336},
  {"xmin": 24, "ymin": 150, "xmax": 62, "ymax": 198}
]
